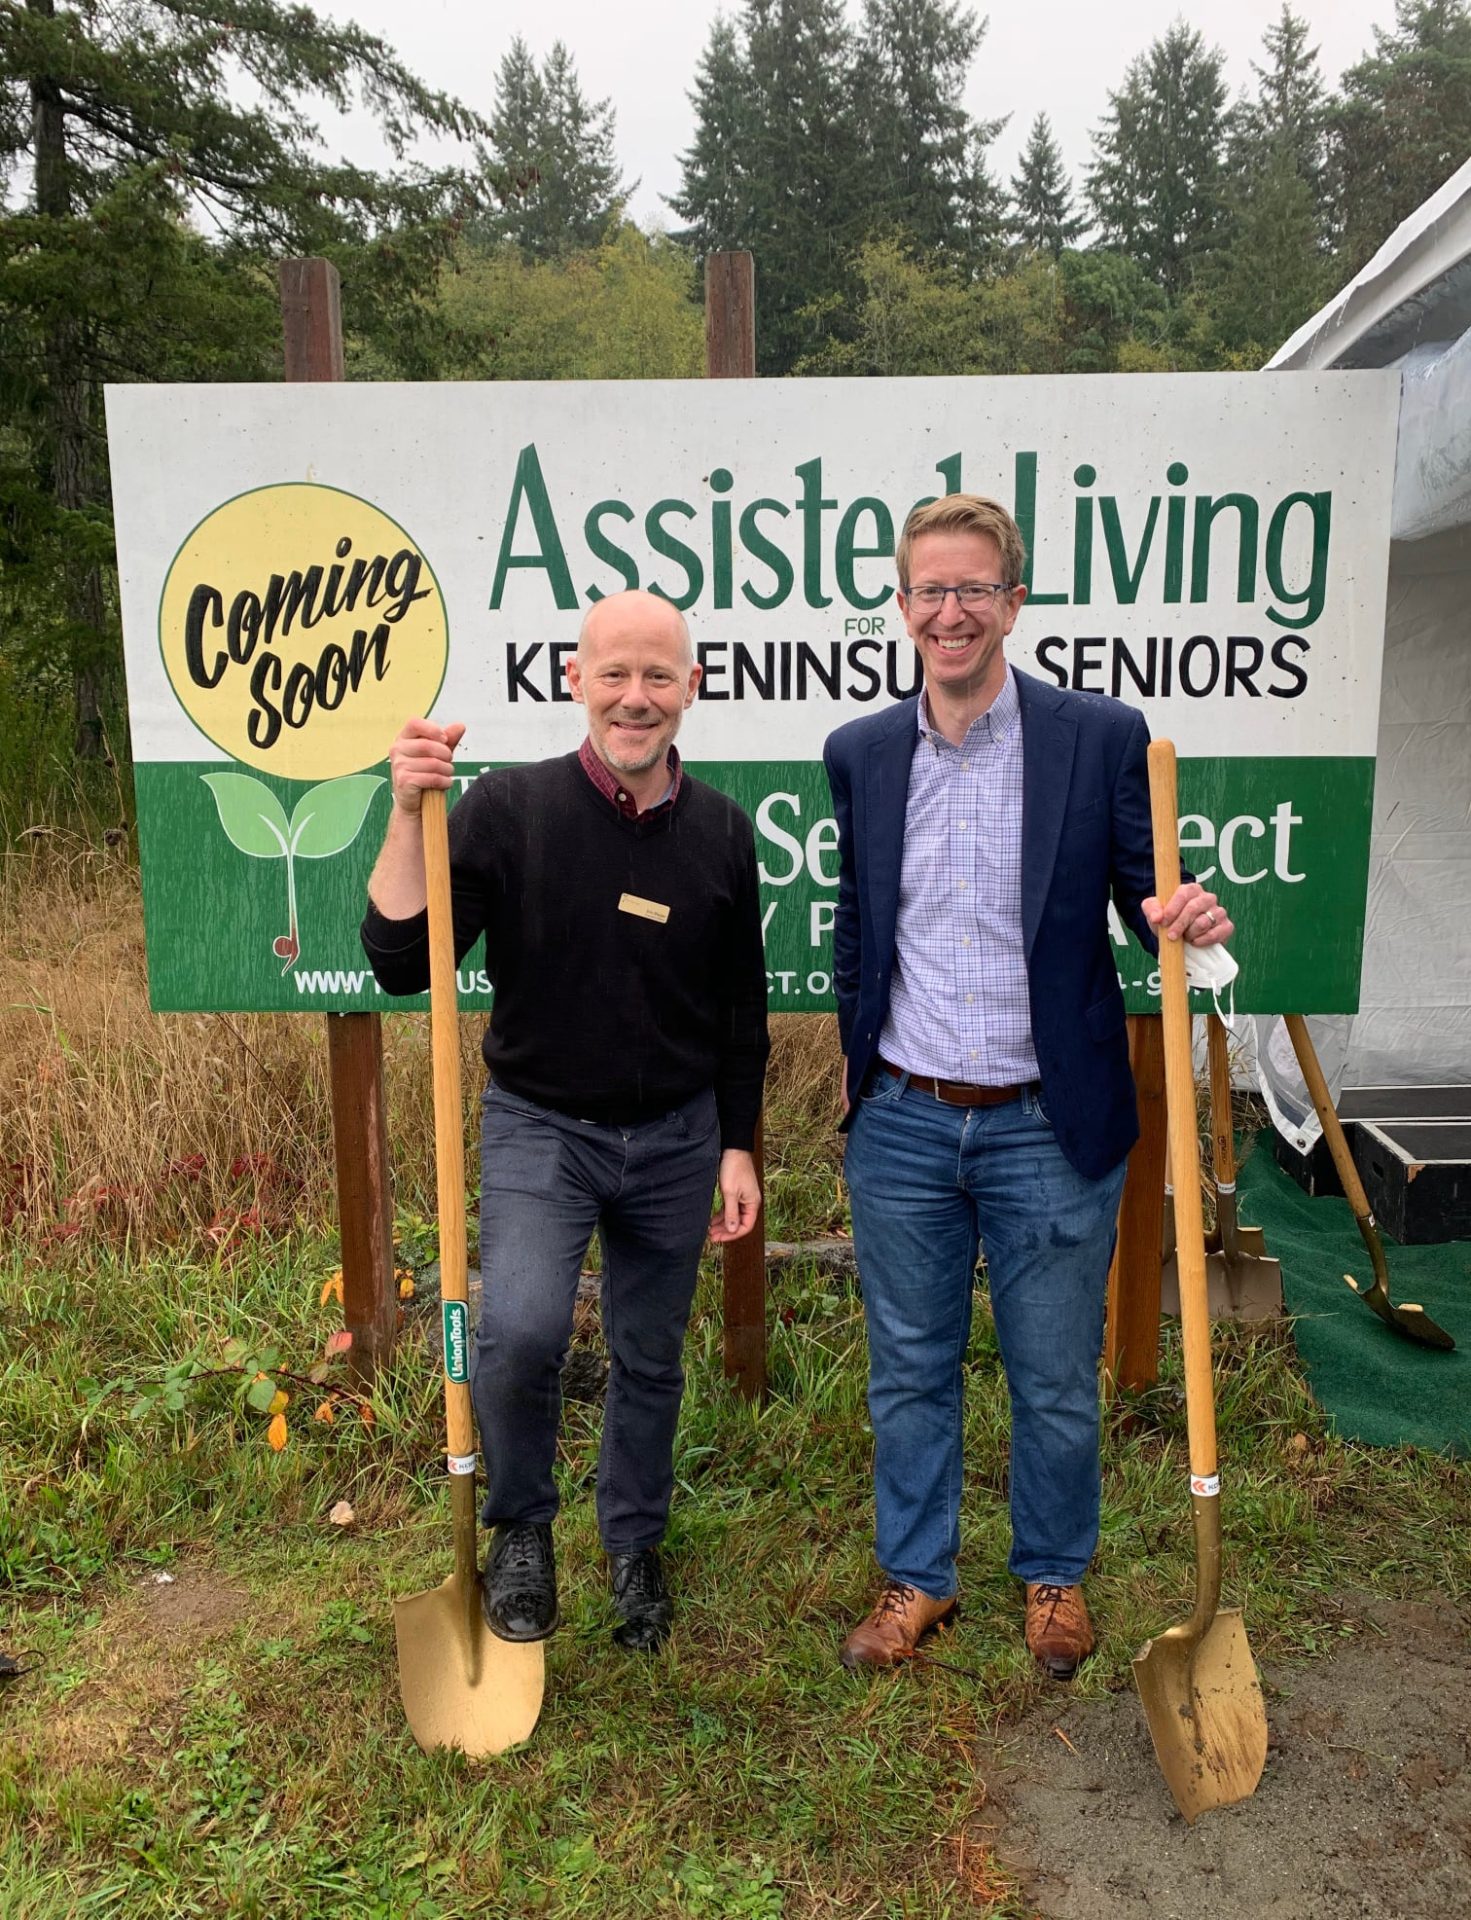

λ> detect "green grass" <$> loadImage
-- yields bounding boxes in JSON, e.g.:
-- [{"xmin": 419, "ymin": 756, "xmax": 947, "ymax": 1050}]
[{"xmin": 2, "ymin": 1218, "xmax": 1466, "ymax": 1919}]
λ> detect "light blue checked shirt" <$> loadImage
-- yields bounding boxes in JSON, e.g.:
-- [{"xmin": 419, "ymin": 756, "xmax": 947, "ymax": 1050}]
[{"xmin": 878, "ymin": 665, "xmax": 1040, "ymax": 1085}]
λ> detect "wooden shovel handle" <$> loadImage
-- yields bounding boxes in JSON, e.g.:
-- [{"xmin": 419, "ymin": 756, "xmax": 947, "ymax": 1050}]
[
  {"xmin": 422, "ymin": 788, "xmax": 475, "ymax": 1466},
  {"xmin": 1283, "ymin": 1014, "xmax": 1374, "ymax": 1222},
  {"xmin": 1148, "ymin": 740, "xmax": 1217, "ymax": 1481}
]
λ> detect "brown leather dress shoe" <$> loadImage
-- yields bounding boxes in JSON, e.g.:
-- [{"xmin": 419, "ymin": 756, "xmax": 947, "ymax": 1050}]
[
  {"xmin": 1024, "ymin": 1582, "xmax": 1094, "ymax": 1680},
  {"xmin": 839, "ymin": 1581, "xmax": 957, "ymax": 1670}
]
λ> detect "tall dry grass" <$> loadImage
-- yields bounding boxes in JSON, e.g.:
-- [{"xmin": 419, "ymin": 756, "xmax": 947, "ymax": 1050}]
[
  {"xmin": 2, "ymin": 837, "xmax": 478, "ymax": 1252},
  {"xmin": 1, "ymin": 840, "xmax": 846, "ymax": 1254}
]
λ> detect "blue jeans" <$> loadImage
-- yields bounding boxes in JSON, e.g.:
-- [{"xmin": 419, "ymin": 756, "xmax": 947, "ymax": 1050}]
[
  {"xmin": 844, "ymin": 1071, "xmax": 1127, "ymax": 1597},
  {"xmin": 472, "ymin": 1084, "xmax": 721, "ymax": 1554}
]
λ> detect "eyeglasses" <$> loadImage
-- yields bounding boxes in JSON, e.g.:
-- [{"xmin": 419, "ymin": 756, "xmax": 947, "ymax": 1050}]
[{"xmin": 904, "ymin": 582, "xmax": 1016, "ymax": 609}]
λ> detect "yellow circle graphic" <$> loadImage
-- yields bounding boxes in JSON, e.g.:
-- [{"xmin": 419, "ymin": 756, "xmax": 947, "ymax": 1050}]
[{"xmin": 159, "ymin": 483, "xmax": 448, "ymax": 780}]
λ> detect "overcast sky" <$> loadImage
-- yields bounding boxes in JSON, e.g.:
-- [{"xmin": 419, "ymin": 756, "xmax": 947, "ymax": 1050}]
[{"xmin": 320, "ymin": 0, "xmax": 1393, "ymax": 227}]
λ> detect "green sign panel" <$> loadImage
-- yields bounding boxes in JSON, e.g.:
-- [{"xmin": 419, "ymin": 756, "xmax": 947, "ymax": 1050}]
[{"xmin": 136, "ymin": 753, "xmax": 1372, "ymax": 1016}]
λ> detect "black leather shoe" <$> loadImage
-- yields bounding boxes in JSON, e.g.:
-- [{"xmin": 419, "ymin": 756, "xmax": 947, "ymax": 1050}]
[
  {"xmin": 609, "ymin": 1546, "xmax": 673, "ymax": 1652},
  {"xmin": 481, "ymin": 1522, "xmax": 559, "ymax": 1641}
]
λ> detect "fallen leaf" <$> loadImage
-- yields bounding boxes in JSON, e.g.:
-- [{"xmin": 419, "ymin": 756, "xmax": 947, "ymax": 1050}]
[
  {"xmin": 397, "ymin": 1274, "xmax": 415, "ymax": 1299},
  {"xmin": 320, "ymin": 1272, "xmax": 344, "ymax": 1307},
  {"xmin": 359, "ymin": 1403, "xmax": 376, "ymax": 1429},
  {"xmin": 328, "ymin": 1499, "xmax": 355, "ymax": 1527},
  {"xmin": 267, "ymin": 1389, "xmax": 289, "ymax": 1416},
  {"xmin": 325, "ymin": 1329, "xmax": 353, "ymax": 1357},
  {"xmin": 267, "ymin": 1412, "xmax": 288, "ymax": 1451},
  {"xmin": 314, "ymin": 1401, "xmax": 335, "ymax": 1425}
]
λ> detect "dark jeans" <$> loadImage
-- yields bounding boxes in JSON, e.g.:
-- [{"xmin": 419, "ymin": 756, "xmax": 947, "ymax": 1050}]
[{"xmin": 473, "ymin": 1083, "xmax": 721, "ymax": 1553}]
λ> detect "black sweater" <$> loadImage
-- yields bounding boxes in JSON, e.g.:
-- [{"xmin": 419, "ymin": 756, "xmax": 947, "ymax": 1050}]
[{"xmin": 361, "ymin": 754, "xmax": 770, "ymax": 1150}]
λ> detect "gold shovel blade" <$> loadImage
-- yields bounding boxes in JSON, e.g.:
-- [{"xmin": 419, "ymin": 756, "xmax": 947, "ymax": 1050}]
[
  {"xmin": 1161, "ymin": 1251, "xmax": 1283, "ymax": 1322},
  {"xmin": 1132, "ymin": 1607, "xmax": 1268, "ymax": 1822},
  {"xmin": 394, "ymin": 1574, "xmax": 545, "ymax": 1757}
]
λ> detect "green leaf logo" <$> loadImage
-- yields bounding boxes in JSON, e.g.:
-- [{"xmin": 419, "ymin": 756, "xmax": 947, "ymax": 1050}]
[
  {"xmin": 201, "ymin": 771, "xmax": 384, "ymax": 974},
  {"xmin": 288, "ymin": 776, "xmax": 384, "ymax": 861},
  {"xmin": 201, "ymin": 773, "xmax": 290, "ymax": 859}
]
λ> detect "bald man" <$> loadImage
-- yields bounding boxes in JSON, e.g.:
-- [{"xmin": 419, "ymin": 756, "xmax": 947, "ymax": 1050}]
[{"xmin": 363, "ymin": 591, "xmax": 769, "ymax": 1653}]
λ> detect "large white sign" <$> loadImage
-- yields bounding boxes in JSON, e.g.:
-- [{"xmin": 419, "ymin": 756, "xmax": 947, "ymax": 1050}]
[
  {"xmin": 106, "ymin": 373, "xmax": 1399, "ymax": 1016},
  {"xmin": 111, "ymin": 373, "xmax": 1397, "ymax": 766}
]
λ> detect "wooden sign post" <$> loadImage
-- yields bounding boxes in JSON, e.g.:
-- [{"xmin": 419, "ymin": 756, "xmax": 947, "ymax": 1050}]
[
  {"xmin": 279, "ymin": 258, "xmax": 397, "ymax": 1382},
  {"xmin": 705, "ymin": 251, "xmax": 767, "ymax": 1401}
]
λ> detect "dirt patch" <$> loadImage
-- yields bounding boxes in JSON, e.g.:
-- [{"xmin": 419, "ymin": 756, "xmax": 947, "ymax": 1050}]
[
  {"xmin": 975, "ymin": 1592, "xmax": 1471, "ymax": 1919},
  {"xmin": 138, "ymin": 1570, "xmax": 247, "ymax": 1642},
  {"xmin": 27, "ymin": 1570, "xmax": 249, "ymax": 1772}
]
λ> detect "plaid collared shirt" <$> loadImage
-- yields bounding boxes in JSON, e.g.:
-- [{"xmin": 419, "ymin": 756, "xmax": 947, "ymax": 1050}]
[
  {"xmin": 878, "ymin": 665, "xmax": 1040, "ymax": 1085},
  {"xmin": 578, "ymin": 736, "xmax": 683, "ymax": 819}
]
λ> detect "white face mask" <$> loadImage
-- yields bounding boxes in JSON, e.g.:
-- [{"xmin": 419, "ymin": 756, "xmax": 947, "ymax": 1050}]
[{"xmin": 1184, "ymin": 938, "xmax": 1238, "ymax": 1026}]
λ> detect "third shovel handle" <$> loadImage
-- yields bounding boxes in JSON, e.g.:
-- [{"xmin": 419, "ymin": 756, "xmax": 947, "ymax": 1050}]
[
  {"xmin": 1283, "ymin": 1012, "xmax": 1396, "ymax": 1297},
  {"xmin": 1283, "ymin": 1014, "xmax": 1373, "ymax": 1223},
  {"xmin": 1148, "ymin": 739, "xmax": 1217, "ymax": 1482},
  {"xmin": 1207, "ymin": 1013, "xmax": 1235, "ymax": 1189},
  {"xmin": 423, "ymin": 789, "xmax": 475, "ymax": 1474}
]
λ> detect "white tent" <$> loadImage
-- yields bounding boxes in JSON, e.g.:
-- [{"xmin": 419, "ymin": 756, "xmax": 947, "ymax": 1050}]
[{"xmin": 1260, "ymin": 160, "xmax": 1471, "ymax": 1149}]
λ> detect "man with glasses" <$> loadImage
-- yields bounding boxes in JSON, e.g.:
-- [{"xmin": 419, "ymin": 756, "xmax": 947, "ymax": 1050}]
[{"xmin": 822, "ymin": 494, "xmax": 1232, "ymax": 1679}]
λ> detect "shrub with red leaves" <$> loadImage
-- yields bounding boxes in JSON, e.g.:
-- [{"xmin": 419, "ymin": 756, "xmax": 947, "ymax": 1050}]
[
  {"xmin": 203, "ymin": 1205, "xmax": 266, "ymax": 1248},
  {"xmin": 1, "ymin": 1161, "xmax": 37, "ymax": 1229}
]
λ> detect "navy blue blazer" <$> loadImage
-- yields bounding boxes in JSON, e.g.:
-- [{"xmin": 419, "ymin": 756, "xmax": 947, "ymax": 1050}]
[{"xmin": 822, "ymin": 668, "xmax": 1160, "ymax": 1182}]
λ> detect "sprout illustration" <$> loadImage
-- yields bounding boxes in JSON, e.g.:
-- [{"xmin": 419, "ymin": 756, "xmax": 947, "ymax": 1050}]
[{"xmin": 201, "ymin": 773, "xmax": 384, "ymax": 972}]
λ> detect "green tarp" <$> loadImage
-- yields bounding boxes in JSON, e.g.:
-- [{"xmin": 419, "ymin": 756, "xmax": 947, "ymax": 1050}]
[{"xmin": 1239, "ymin": 1147, "xmax": 1471, "ymax": 1455}]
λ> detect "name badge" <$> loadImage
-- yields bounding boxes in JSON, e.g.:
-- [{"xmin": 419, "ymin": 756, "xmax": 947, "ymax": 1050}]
[{"xmin": 618, "ymin": 892, "xmax": 671, "ymax": 925}]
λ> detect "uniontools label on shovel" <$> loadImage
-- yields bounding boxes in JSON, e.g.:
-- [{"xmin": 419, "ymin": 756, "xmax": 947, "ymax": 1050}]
[{"xmin": 442, "ymin": 1301, "xmax": 470, "ymax": 1384}]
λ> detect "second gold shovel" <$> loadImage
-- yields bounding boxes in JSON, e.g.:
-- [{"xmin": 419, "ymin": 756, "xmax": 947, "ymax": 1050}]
[
  {"xmin": 1133, "ymin": 739, "xmax": 1268, "ymax": 1823},
  {"xmin": 1162, "ymin": 1015, "xmax": 1283, "ymax": 1321}
]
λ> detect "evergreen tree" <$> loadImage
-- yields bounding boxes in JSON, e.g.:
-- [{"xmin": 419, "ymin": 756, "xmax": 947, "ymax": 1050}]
[
  {"xmin": 1233, "ymin": 4, "xmax": 1328, "ymax": 201},
  {"xmin": 673, "ymin": 0, "xmax": 1010, "ymax": 370},
  {"xmin": 853, "ymin": 0, "xmax": 1003, "ymax": 256},
  {"xmin": 484, "ymin": 38, "xmax": 544, "ymax": 205},
  {"xmin": 954, "ymin": 125, "xmax": 1008, "ymax": 260},
  {"xmin": 1209, "ymin": 147, "xmax": 1329, "ymax": 358},
  {"xmin": 1009, "ymin": 113, "xmax": 1086, "ymax": 254},
  {"xmin": 671, "ymin": 0, "xmax": 865, "ymax": 374},
  {"xmin": 1209, "ymin": 8, "xmax": 1331, "ymax": 357},
  {"xmin": 1086, "ymin": 22, "xmax": 1229, "ymax": 296},
  {"xmin": 668, "ymin": 17, "xmax": 755, "ymax": 259},
  {"xmin": 0, "ymin": 0, "xmax": 490, "ymax": 776},
  {"xmin": 481, "ymin": 37, "xmax": 627, "ymax": 258},
  {"xmin": 1330, "ymin": 0, "xmax": 1471, "ymax": 272}
]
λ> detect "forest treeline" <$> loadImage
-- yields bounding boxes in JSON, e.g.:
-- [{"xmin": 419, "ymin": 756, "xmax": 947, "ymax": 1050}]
[{"xmin": 3, "ymin": 0, "xmax": 1469, "ymax": 820}]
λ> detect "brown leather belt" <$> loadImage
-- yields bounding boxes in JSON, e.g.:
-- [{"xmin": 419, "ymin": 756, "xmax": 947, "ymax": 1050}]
[{"xmin": 880, "ymin": 1058, "xmax": 1029, "ymax": 1108}]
